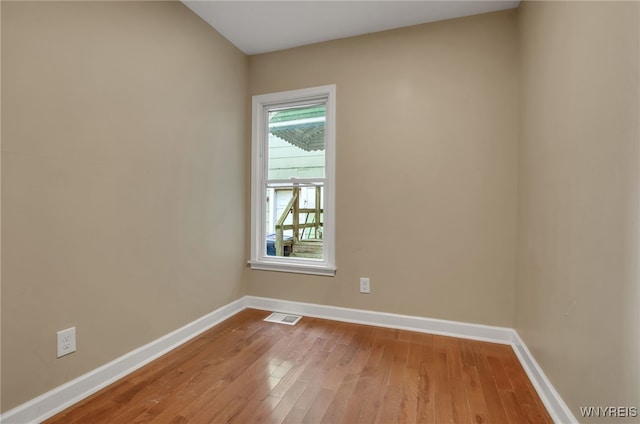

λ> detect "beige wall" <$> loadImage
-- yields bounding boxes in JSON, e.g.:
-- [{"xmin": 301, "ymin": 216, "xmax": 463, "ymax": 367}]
[
  {"xmin": 517, "ymin": 1, "xmax": 639, "ymax": 421},
  {"xmin": 247, "ymin": 10, "xmax": 519, "ymax": 327},
  {"xmin": 1, "ymin": 1, "xmax": 248, "ymax": 411}
]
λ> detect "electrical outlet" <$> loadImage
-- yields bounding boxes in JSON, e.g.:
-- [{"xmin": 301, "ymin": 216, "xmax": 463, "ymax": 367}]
[
  {"xmin": 57, "ymin": 327, "xmax": 76, "ymax": 358},
  {"xmin": 359, "ymin": 277, "xmax": 371, "ymax": 294}
]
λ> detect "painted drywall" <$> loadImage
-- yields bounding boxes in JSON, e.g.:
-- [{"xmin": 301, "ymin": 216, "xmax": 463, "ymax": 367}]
[
  {"xmin": 0, "ymin": 0, "xmax": 3, "ymax": 415},
  {"xmin": 517, "ymin": 1, "xmax": 639, "ymax": 421},
  {"xmin": 247, "ymin": 10, "xmax": 519, "ymax": 327},
  {"xmin": 1, "ymin": 1, "xmax": 248, "ymax": 411}
]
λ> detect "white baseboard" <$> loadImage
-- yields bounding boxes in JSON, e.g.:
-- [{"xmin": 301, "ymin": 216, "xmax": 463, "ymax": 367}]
[
  {"xmin": 0, "ymin": 297, "xmax": 248, "ymax": 424},
  {"xmin": 510, "ymin": 333, "xmax": 578, "ymax": 424},
  {"xmin": 245, "ymin": 295, "xmax": 515, "ymax": 344},
  {"xmin": 1, "ymin": 295, "xmax": 576, "ymax": 424}
]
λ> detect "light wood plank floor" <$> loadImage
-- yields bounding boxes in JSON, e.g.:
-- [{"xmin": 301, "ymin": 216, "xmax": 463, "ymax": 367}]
[{"xmin": 44, "ymin": 309, "xmax": 552, "ymax": 423}]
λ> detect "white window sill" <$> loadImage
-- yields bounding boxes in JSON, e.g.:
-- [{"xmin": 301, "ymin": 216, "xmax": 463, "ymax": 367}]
[{"xmin": 248, "ymin": 260, "xmax": 336, "ymax": 277}]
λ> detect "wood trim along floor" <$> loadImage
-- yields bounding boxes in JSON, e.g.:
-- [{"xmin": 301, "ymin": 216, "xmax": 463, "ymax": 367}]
[{"xmin": 0, "ymin": 296, "xmax": 577, "ymax": 424}]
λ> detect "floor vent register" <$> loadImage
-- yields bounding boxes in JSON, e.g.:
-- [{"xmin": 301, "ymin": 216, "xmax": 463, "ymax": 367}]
[{"xmin": 263, "ymin": 312, "xmax": 302, "ymax": 325}]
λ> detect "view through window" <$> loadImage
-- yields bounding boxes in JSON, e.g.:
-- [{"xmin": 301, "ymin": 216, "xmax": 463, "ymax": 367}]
[{"xmin": 266, "ymin": 104, "xmax": 325, "ymax": 260}]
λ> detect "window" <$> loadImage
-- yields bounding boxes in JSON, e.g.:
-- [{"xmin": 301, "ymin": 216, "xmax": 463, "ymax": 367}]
[{"xmin": 250, "ymin": 85, "xmax": 336, "ymax": 276}]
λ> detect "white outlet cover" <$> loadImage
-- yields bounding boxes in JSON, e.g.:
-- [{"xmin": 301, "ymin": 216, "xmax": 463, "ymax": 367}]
[
  {"xmin": 360, "ymin": 277, "xmax": 371, "ymax": 294},
  {"xmin": 57, "ymin": 327, "xmax": 77, "ymax": 358}
]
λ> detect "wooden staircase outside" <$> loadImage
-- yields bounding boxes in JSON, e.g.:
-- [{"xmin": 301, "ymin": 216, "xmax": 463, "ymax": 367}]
[
  {"xmin": 275, "ymin": 186, "xmax": 323, "ymax": 259},
  {"xmin": 290, "ymin": 239, "xmax": 323, "ymax": 258}
]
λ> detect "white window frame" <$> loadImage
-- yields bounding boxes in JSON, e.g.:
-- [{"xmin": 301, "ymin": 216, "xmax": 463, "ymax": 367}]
[{"xmin": 249, "ymin": 85, "xmax": 336, "ymax": 276}]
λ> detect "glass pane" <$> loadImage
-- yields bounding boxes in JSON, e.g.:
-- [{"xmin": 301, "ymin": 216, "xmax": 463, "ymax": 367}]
[
  {"xmin": 268, "ymin": 104, "xmax": 325, "ymax": 180},
  {"xmin": 265, "ymin": 185, "xmax": 324, "ymax": 259}
]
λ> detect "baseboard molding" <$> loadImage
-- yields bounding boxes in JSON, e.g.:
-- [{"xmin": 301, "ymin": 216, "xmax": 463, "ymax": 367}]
[
  {"xmin": 1, "ymin": 295, "xmax": 576, "ymax": 424},
  {"xmin": 510, "ymin": 333, "xmax": 578, "ymax": 424},
  {"xmin": 245, "ymin": 295, "xmax": 515, "ymax": 344},
  {"xmin": 0, "ymin": 297, "xmax": 248, "ymax": 424},
  {"xmin": 244, "ymin": 296, "xmax": 577, "ymax": 424}
]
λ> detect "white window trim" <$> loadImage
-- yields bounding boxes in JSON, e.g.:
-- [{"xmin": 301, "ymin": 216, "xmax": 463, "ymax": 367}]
[{"xmin": 249, "ymin": 85, "xmax": 336, "ymax": 276}]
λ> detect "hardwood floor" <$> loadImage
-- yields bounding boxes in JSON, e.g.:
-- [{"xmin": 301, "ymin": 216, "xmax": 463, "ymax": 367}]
[{"xmin": 44, "ymin": 309, "xmax": 553, "ymax": 423}]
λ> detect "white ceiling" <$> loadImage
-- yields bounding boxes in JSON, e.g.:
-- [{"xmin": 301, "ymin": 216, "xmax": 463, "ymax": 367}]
[{"xmin": 182, "ymin": 1, "xmax": 520, "ymax": 55}]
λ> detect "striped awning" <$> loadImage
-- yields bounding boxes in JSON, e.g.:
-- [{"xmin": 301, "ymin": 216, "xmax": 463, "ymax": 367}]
[{"xmin": 269, "ymin": 105, "xmax": 325, "ymax": 152}]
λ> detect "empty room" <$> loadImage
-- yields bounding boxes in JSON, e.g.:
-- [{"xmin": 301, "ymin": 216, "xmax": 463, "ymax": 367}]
[{"xmin": 1, "ymin": 1, "xmax": 638, "ymax": 423}]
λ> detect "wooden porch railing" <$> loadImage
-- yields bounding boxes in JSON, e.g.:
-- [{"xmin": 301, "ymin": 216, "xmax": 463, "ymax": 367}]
[{"xmin": 274, "ymin": 186, "xmax": 323, "ymax": 256}]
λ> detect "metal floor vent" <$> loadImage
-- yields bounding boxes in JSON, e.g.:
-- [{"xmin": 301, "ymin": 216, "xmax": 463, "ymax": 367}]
[{"xmin": 264, "ymin": 312, "xmax": 302, "ymax": 325}]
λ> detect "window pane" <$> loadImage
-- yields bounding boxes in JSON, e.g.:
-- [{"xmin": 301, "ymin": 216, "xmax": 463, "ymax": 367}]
[
  {"xmin": 251, "ymin": 84, "xmax": 335, "ymax": 275},
  {"xmin": 268, "ymin": 104, "xmax": 325, "ymax": 180},
  {"xmin": 265, "ymin": 185, "xmax": 324, "ymax": 259}
]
